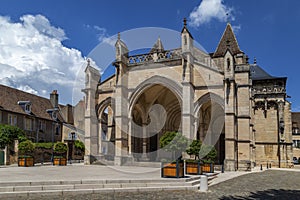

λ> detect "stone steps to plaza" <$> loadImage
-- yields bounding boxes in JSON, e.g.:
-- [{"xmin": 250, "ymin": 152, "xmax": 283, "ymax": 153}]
[{"xmin": 0, "ymin": 171, "xmax": 218, "ymax": 198}]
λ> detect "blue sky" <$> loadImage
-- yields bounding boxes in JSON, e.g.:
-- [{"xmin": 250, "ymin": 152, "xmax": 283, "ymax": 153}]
[{"xmin": 0, "ymin": 0, "xmax": 300, "ymax": 111}]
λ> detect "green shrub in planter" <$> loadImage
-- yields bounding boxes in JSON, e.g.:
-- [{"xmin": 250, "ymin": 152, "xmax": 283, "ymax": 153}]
[
  {"xmin": 18, "ymin": 140, "xmax": 35, "ymax": 156},
  {"xmin": 186, "ymin": 140, "xmax": 202, "ymax": 160},
  {"xmin": 53, "ymin": 142, "xmax": 68, "ymax": 154},
  {"xmin": 200, "ymin": 145, "xmax": 217, "ymax": 164},
  {"xmin": 18, "ymin": 140, "xmax": 35, "ymax": 167},
  {"xmin": 159, "ymin": 131, "xmax": 188, "ymax": 161}
]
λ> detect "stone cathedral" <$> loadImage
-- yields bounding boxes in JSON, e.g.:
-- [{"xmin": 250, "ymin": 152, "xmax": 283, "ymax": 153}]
[{"xmin": 83, "ymin": 20, "xmax": 293, "ymax": 171}]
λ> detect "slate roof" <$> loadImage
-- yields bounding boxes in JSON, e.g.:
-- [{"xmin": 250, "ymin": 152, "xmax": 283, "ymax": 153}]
[
  {"xmin": 0, "ymin": 84, "xmax": 64, "ymax": 121},
  {"xmin": 213, "ymin": 23, "xmax": 243, "ymax": 57},
  {"xmin": 250, "ymin": 64, "xmax": 285, "ymax": 81},
  {"xmin": 250, "ymin": 64, "xmax": 274, "ymax": 80}
]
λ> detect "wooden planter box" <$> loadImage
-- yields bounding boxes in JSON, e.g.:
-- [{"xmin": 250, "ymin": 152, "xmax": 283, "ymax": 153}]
[
  {"xmin": 185, "ymin": 161, "xmax": 202, "ymax": 175},
  {"xmin": 53, "ymin": 157, "xmax": 67, "ymax": 166},
  {"xmin": 161, "ymin": 160, "xmax": 184, "ymax": 178},
  {"xmin": 201, "ymin": 163, "xmax": 214, "ymax": 173},
  {"xmin": 18, "ymin": 157, "xmax": 34, "ymax": 167}
]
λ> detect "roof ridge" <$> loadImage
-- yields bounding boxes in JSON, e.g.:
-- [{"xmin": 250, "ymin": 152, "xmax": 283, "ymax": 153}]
[{"xmin": 0, "ymin": 84, "xmax": 50, "ymax": 102}]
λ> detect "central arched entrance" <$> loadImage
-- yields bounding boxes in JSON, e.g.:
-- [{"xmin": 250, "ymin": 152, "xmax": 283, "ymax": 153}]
[{"xmin": 130, "ymin": 84, "xmax": 181, "ymax": 161}]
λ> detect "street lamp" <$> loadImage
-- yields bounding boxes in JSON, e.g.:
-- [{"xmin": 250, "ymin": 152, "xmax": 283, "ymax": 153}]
[
  {"xmin": 69, "ymin": 132, "xmax": 76, "ymax": 164},
  {"xmin": 46, "ymin": 108, "xmax": 59, "ymax": 163}
]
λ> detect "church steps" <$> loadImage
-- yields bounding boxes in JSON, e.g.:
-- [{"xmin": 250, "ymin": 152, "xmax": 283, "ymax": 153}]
[{"xmin": 0, "ymin": 173, "xmax": 220, "ymax": 198}]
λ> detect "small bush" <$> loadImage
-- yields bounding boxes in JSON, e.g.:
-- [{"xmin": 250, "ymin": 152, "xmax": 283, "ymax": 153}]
[
  {"xmin": 35, "ymin": 142, "xmax": 54, "ymax": 149},
  {"xmin": 186, "ymin": 140, "xmax": 202, "ymax": 160},
  {"xmin": 74, "ymin": 140, "xmax": 85, "ymax": 152},
  {"xmin": 53, "ymin": 142, "xmax": 68, "ymax": 153},
  {"xmin": 18, "ymin": 140, "xmax": 35, "ymax": 155},
  {"xmin": 159, "ymin": 131, "xmax": 188, "ymax": 160},
  {"xmin": 199, "ymin": 145, "xmax": 217, "ymax": 164}
]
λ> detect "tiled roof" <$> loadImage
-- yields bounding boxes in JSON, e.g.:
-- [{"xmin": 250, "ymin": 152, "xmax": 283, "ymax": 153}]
[
  {"xmin": 0, "ymin": 84, "xmax": 64, "ymax": 121},
  {"xmin": 213, "ymin": 23, "xmax": 243, "ymax": 57}
]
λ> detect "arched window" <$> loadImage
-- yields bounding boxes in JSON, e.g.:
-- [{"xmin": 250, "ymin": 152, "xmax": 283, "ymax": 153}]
[
  {"xmin": 227, "ymin": 58, "xmax": 230, "ymax": 71},
  {"xmin": 184, "ymin": 35, "xmax": 187, "ymax": 45}
]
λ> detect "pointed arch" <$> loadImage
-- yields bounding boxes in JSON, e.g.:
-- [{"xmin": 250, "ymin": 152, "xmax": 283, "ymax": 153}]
[{"xmin": 129, "ymin": 75, "xmax": 183, "ymax": 116}]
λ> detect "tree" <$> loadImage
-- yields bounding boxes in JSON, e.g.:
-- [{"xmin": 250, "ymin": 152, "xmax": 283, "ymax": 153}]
[
  {"xmin": 159, "ymin": 131, "xmax": 188, "ymax": 161},
  {"xmin": 199, "ymin": 144, "xmax": 217, "ymax": 163},
  {"xmin": 186, "ymin": 140, "xmax": 202, "ymax": 160},
  {"xmin": 0, "ymin": 124, "xmax": 26, "ymax": 149}
]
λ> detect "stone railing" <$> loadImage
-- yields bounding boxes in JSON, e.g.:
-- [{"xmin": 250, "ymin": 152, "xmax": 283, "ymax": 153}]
[
  {"xmin": 252, "ymin": 86, "xmax": 285, "ymax": 95},
  {"xmin": 127, "ymin": 48, "xmax": 181, "ymax": 65}
]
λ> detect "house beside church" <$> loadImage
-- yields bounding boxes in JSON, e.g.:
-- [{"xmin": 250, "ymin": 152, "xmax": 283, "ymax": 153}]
[{"xmin": 0, "ymin": 86, "xmax": 74, "ymax": 165}]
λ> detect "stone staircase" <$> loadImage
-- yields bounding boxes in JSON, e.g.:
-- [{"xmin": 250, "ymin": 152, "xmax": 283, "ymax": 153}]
[{"xmin": 0, "ymin": 173, "xmax": 219, "ymax": 198}]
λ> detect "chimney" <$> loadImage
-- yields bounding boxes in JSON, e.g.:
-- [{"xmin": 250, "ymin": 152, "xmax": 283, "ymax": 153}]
[
  {"xmin": 50, "ymin": 90, "xmax": 59, "ymax": 108},
  {"xmin": 66, "ymin": 104, "xmax": 74, "ymax": 124}
]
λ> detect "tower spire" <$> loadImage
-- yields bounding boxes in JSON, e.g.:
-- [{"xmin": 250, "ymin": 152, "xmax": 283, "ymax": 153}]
[
  {"xmin": 213, "ymin": 23, "xmax": 242, "ymax": 57},
  {"xmin": 181, "ymin": 17, "xmax": 193, "ymax": 39},
  {"xmin": 183, "ymin": 18, "xmax": 187, "ymax": 27},
  {"xmin": 87, "ymin": 58, "xmax": 91, "ymax": 67}
]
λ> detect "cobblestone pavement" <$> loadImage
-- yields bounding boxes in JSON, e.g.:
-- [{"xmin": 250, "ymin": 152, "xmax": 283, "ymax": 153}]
[{"xmin": 11, "ymin": 169, "xmax": 300, "ymax": 200}]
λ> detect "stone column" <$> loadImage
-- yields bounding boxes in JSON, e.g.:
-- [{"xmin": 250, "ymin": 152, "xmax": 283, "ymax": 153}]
[
  {"xmin": 83, "ymin": 62, "xmax": 100, "ymax": 165},
  {"xmin": 98, "ymin": 119, "xmax": 103, "ymax": 154},
  {"xmin": 278, "ymin": 100, "xmax": 285, "ymax": 167},
  {"xmin": 181, "ymin": 21, "xmax": 194, "ymax": 140},
  {"xmin": 141, "ymin": 123, "xmax": 149, "ymax": 161},
  {"xmin": 224, "ymin": 79, "xmax": 237, "ymax": 171},
  {"xmin": 114, "ymin": 34, "xmax": 130, "ymax": 166},
  {"xmin": 114, "ymin": 83, "xmax": 129, "ymax": 165},
  {"xmin": 128, "ymin": 118, "xmax": 132, "ymax": 156}
]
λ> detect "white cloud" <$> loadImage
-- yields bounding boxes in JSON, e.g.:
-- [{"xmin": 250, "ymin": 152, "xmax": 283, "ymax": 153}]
[
  {"xmin": 94, "ymin": 25, "xmax": 107, "ymax": 42},
  {"xmin": 232, "ymin": 25, "xmax": 241, "ymax": 34},
  {"xmin": 0, "ymin": 14, "xmax": 86, "ymax": 104},
  {"xmin": 92, "ymin": 25, "xmax": 116, "ymax": 46},
  {"xmin": 189, "ymin": 0, "xmax": 234, "ymax": 27}
]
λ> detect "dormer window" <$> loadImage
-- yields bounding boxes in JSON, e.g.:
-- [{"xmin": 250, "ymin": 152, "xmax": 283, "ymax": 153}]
[
  {"xmin": 25, "ymin": 103, "xmax": 31, "ymax": 114},
  {"xmin": 17, "ymin": 101, "xmax": 32, "ymax": 114}
]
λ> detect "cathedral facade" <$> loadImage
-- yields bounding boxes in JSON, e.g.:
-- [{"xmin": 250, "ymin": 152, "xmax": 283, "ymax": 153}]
[{"xmin": 83, "ymin": 21, "xmax": 293, "ymax": 171}]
